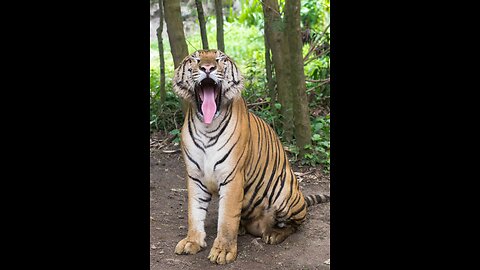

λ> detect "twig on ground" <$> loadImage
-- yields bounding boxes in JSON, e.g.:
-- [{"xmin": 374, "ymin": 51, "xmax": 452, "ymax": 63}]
[
  {"xmin": 247, "ymin": 101, "xmax": 270, "ymax": 107},
  {"xmin": 162, "ymin": 149, "xmax": 181, "ymax": 154},
  {"xmin": 294, "ymin": 170, "xmax": 316, "ymax": 177}
]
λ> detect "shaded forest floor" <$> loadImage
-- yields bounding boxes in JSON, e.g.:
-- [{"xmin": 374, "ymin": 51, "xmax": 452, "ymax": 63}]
[{"xmin": 150, "ymin": 134, "xmax": 330, "ymax": 269}]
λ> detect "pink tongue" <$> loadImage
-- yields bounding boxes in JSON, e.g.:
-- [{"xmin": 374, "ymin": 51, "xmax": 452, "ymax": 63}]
[{"xmin": 201, "ymin": 86, "xmax": 216, "ymax": 124}]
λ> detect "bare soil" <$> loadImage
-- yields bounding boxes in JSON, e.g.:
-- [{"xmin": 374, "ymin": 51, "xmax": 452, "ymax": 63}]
[{"xmin": 150, "ymin": 145, "xmax": 330, "ymax": 269}]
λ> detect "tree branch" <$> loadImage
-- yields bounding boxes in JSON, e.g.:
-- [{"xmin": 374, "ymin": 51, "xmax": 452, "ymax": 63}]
[
  {"xmin": 306, "ymin": 78, "xmax": 330, "ymax": 92},
  {"xmin": 306, "ymin": 78, "xmax": 330, "ymax": 83},
  {"xmin": 304, "ymin": 48, "xmax": 330, "ymax": 66},
  {"xmin": 260, "ymin": 0, "xmax": 282, "ymax": 16},
  {"xmin": 303, "ymin": 23, "xmax": 330, "ymax": 62}
]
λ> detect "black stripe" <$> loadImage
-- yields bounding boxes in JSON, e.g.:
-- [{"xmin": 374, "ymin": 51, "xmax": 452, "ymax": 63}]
[
  {"xmin": 267, "ymin": 174, "xmax": 282, "ymax": 209},
  {"xmin": 305, "ymin": 195, "xmax": 313, "ymax": 207},
  {"xmin": 245, "ymin": 115, "xmax": 263, "ymax": 178},
  {"xmin": 179, "ymin": 62, "xmax": 186, "ymax": 82},
  {"xmin": 272, "ymin": 155, "xmax": 288, "ymax": 205},
  {"xmin": 231, "ymin": 62, "xmax": 236, "ymax": 83},
  {"xmin": 249, "ymin": 126, "xmax": 279, "ymax": 214},
  {"xmin": 213, "ymin": 137, "xmax": 239, "ymax": 171},
  {"xmin": 206, "ymin": 106, "xmax": 233, "ymax": 147},
  {"xmin": 244, "ymin": 177, "xmax": 256, "ymax": 195},
  {"xmin": 198, "ymin": 196, "xmax": 211, "ymax": 203},
  {"xmin": 219, "ymin": 143, "xmax": 247, "ymax": 187},
  {"xmin": 189, "ymin": 109, "xmax": 204, "ymax": 143},
  {"xmin": 290, "ymin": 201, "xmax": 306, "ymax": 217},
  {"xmin": 244, "ymin": 118, "xmax": 264, "ymax": 191},
  {"xmin": 219, "ymin": 156, "xmax": 240, "ymax": 187},
  {"xmin": 268, "ymin": 154, "xmax": 287, "ymax": 208},
  {"xmin": 281, "ymin": 193, "xmax": 302, "ymax": 218},
  {"xmin": 188, "ymin": 175, "xmax": 211, "ymax": 196},
  {"xmin": 265, "ymin": 128, "xmax": 284, "ymax": 208},
  {"xmin": 198, "ymin": 207, "xmax": 208, "ymax": 212},
  {"xmin": 248, "ymin": 131, "xmax": 280, "ymax": 214},
  {"xmin": 276, "ymin": 176, "xmax": 296, "ymax": 217},
  {"xmin": 207, "ymin": 102, "xmax": 232, "ymax": 134},
  {"xmin": 217, "ymin": 114, "xmax": 239, "ymax": 151},
  {"xmin": 245, "ymin": 115, "xmax": 266, "ymax": 184},
  {"xmin": 187, "ymin": 112, "xmax": 206, "ymax": 153},
  {"xmin": 184, "ymin": 148, "xmax": 201, "ymax": 171},
  {"xmin": 230, "ymin": 62, "xmax": 240, "ymax": 85},
  {"xmin": 242, "ymin": 181, "xmax": 264, "ymax": 215},
  {"xmin": 291, "ymin": 213, "xmax": 306, "ymax": 223},
  {"xmin": 242, "ymin": 126, "xmax": 271, "ymax": 213}
]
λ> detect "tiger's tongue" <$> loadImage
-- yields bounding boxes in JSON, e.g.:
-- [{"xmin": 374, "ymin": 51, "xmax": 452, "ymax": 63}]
[{"xmin": 201, "ymin": 86, "xmax": 216, "ymax": 124}]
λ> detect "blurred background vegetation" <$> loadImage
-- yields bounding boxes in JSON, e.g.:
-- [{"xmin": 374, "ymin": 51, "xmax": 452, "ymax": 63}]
[{"xmin": 150, "ymin": 0, "xmax": 330, "ymax": 172}]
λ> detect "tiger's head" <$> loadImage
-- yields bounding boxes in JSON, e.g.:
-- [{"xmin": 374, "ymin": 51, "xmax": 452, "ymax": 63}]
[{"xmin": 173, "ymin": 49, "xmax": 244, "ymax": 124}]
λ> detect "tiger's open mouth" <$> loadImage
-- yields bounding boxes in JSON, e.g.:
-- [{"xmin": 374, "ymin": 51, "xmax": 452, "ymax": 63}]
[{"xmin": 195, "ymin": 78, "xmax": 221, "ymax": 124}]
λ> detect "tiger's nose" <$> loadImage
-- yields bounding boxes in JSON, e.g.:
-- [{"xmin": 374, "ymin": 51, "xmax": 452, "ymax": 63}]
[{"xmin": 200, "ymin": 64, "xmax": 216, "ymax": 74}]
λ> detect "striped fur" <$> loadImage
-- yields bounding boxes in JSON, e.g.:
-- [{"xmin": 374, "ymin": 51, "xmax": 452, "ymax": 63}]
[{"xmin": 173, "ymin": 50, "xmax": 329, "ymax": 265}]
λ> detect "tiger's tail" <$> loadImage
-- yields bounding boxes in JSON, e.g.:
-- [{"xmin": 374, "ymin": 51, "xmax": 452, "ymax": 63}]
[{"xmin": 304, "ymin": 194, "xmax": 330, "ymax": 207}]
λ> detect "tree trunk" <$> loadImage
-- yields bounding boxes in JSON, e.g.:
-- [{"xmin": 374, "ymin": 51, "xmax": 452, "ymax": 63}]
[
  {"xmin": 163, "ymin": 0, "xmax": 188, "ymax": 113},
  {"xmin": 264, "ymin": 26, "xmax": 275, "ymax": 109},
  {"xmin": 195, "ymin": 0, "xmax": 209, "ymax": 49},
  {"xmin": 262, "ymin": 0, "xmax": 293, "ymax": 142},
  {"xmin": 163, "ymin": 0, "xmax": 189, "ymax": 68},
  {"xmin": 215, "ymin": 0, "xmax": 225, "ymax": 52},
  {"xmin": 285, "ymin": 0, "xmax": 311, "ymax": 154},
  {"xmin": 156, "ymin": 0, "xmax": 166, "ymax": 105}
]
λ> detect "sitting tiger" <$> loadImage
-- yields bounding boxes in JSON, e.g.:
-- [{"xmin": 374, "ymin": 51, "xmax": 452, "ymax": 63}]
[{"xmin": 173, "ymin": 49, "xmax": 329, "ymax": 264}]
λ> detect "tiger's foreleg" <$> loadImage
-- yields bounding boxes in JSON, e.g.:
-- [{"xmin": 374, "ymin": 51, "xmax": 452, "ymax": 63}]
[
  {"xmin": 175, "ymin": 175, "xmax": 212, "ymax": 255},
  {"xmin": 207, "ymin": 174, "xmax": 244, "ymax": 264}
]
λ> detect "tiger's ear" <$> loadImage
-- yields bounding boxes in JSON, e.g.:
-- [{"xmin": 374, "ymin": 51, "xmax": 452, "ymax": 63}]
[
  {"xmin": 215, "ymin": 55, "xmax": 226, "ymax": 62},
  {"xmin": 190, "ymin": 56, "xmax": 200, "ymax": 62}
]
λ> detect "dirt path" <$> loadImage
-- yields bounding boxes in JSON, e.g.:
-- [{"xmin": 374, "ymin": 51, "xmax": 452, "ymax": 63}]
[{"xmin": 150, "ymin": 149, "xmax": 330, "ymax": 269}]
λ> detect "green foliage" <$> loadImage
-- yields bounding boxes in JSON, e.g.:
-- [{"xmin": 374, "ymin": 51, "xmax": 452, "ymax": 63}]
[
  {"xmin": 169, "ymin": 128, "xmax": 181, "ymax": 144},
  {"xmin": 301, "ymin": 0, "xmax": 330, "ymax": 31},
  {"xmin": 238, "ymin": 0, "xmax": 264, "ymax": 28},
  {"xmin": 150, "ymin": 69, "xmax": 183, "ymax": 134},
  {"xmin": 303, "ymin": 114, "xmax": 330, "ymax": 172}
]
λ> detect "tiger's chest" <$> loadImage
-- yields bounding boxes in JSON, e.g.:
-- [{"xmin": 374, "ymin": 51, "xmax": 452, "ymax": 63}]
[{"xmin": 182, "ymin": 126, "xmax": 237, "ymax": 194}]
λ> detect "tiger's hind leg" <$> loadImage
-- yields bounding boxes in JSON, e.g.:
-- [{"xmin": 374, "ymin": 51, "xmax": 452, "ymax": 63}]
[
  {"xmin": 261, "ymin": 193, "xmax": 308, "ymax": 244},
  {"xmin": 242, "ymin": 209, "xmax": 297, "ymax": 244},
  {"xmin": 262, "ymin": 225, "xmax": 297, "ymax": 244}
]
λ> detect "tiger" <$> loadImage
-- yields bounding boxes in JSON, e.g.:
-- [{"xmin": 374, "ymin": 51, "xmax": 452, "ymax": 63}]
[{"xmin": 172, "ymin": 49, "xmax": 329, "ymax": 264}]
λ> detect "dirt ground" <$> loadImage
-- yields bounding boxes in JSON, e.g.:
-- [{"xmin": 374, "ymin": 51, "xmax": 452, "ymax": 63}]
[{"xmin": 150, "ymin": 142, "xmax": 330, "ymax": 269}]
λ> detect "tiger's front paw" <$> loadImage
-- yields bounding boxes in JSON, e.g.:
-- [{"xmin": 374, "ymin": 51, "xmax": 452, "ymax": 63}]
[
  {"xmin": 174, "ymin": 231, "xmax": 207, "ymax": 255},
  {"xmin": 207, "ymin": 237, "xmax": 237, "ymax": 264}
]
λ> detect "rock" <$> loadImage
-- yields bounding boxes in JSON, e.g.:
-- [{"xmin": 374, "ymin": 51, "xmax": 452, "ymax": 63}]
[{"xmin": 251, "ymin": 237, "xmax": 264, "ymax": 251}]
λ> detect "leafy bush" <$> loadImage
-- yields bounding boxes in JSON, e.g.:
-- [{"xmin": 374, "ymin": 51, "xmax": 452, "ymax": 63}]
[
  {"xmin": 304, "ymin": 114, "xmax": 330, "ymax": 172},
  {"xmin": 150, "ymin": 69, "xmax": 183, "ymax": 134}
]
